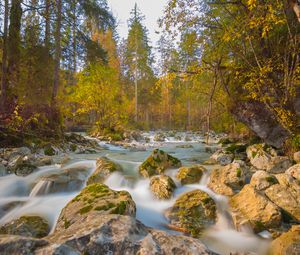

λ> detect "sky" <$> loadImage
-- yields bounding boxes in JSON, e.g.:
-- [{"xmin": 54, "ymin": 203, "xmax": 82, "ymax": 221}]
[{"xmin": 106, "ymin": 0, "xmax": 168, "ymax": 47}]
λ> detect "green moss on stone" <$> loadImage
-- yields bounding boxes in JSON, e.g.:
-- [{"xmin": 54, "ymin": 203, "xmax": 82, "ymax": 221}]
[{"xmin": 79, "ymin": 205, "xmax": 93, "ymax": 215}]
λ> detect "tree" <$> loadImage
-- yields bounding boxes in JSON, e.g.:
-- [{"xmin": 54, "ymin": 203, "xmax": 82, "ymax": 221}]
[{"xmin": 123, "ymin": 4, "xmax": 154, "ymax": 123}]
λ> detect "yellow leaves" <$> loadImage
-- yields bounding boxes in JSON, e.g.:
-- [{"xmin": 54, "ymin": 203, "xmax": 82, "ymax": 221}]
[{"xmin": 247, "ymin": 0, "xmax": 257, "ymax": 10}]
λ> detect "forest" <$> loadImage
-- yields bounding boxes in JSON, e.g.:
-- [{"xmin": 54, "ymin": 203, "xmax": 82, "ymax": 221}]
[{"xmin": 0, "ymin": 0, "xmax": 300, "ymax": 254}]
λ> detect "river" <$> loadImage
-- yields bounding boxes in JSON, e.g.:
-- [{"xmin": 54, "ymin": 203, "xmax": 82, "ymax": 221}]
[{"xmin": 0, "ymin": 131, "xmax": 270, "ymax": 255}]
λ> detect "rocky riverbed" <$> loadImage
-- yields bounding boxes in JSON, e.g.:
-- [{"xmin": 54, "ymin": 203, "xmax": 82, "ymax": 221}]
[{"xmin": 0, "ymin": 131, "xmax": 299, "ymax": 255}]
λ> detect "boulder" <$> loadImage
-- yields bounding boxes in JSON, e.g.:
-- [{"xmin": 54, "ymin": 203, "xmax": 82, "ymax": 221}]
[
  {"xmin": 55, "ymin": 183, "xmax": 136, "ymax": 231},
  {"xmin": 208, "ymin": 162, "xmax": 249, "ymax": 196},
  {"xmin": 87, "ymin": 157, "xmax": 122, "ymax": 185},
  {"xmin": 2, "ymin": 147, "xmax": 31, "ymax": 161},
  {"xmin": 154, "ymin": 133, "xmax": 166, "ymax": 142},
  {"xmin": 31, "ymin": 167, "xmax": 89, "ymax": 195},
  {"xmin": 250, "ymin": 170, "xmax": 278, "ymax": 191},
  {"xmin": 271, "ymin": 225, "xmax": 300, "ymax": 255},
  {"xmin": 265, "ymin": 173, "xmax": 300, "ymax": 222},
  {"xmin": 14, "ymin": 162, "xmax": 37, "ymax": 177},
  {"xmin": 230, "ymin": 185, "xmax": 282, "ymax": 232},
  {"xmin": 0, "ymin": 216, "xmax": 50, "ymax": 238},
  {"xmin": 149, "ymin": 175, "xmax": 176, "ymax": 199},
  {"xmin": 176, "ymin": 165, "xmax": 205, "ymax": 185},
  {"xmin": 210, "ymin": 149, "xmax": 234, "ymax": 166},
  {"xmin": 0, "ymin": 235, "xmax": 48, "ymax": 255},
  {"xmin": 246, "ymin": 144, "xmax": 292, "ymax": 173},
  {"xmin": 139, "ymin": 149, "xmax": 181, "ymax": 178},
  {"xmin": 294, "ymin": 151, "xmax": 300, "ymax": 163},
  {"xmin": 286, "ymin": 164, "xmax": 300, "ymax": 181},
  {"xmin": 38, "ymin": 215, "xmax": 213, "ymax": 255},
  {"xmin": 165, "ymin": 190, "xmax": 216, "ymax": 237}
]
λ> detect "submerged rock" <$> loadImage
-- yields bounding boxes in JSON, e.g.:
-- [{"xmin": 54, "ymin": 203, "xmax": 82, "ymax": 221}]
[
  {"xmin": 39, "ymin": 215, "xmax": 213, "ymax": 255},
  {"xmin": 87, "ymin": 157, "xmax": 122, "ymax": 185},
  {"xmin": 149, "ymin": 175, "xmax": 176, "ymax": 199},
  {"xmin": 55, "ymin": 183, "xmax": 136, "ymax": 231},
  {"xmin": 271, "ymin": 225, "xmax": 300, "ymax": 255},
  {"xmin": 246, "ymin": 144, "xmax": 292, "ymax": 173},
  {"xmin": 32, "ymin": 167, "xmax": 89, "ymax": 195},
  {"xmin": 0, "ymin": 216, "xmax": 50, "ymax": 238},
  {"xmin": 139, "ymin": 149, "xmax": 181, "ymax": 178},
  {"xmin": 176, "ymin": 165, "xmax": 205, "ymax": 185},
  {"xmin": 165, "ymin": 190, "xmax": 216, "ymax": 237},
  {"xmin": 265, "ymin": 173, "xmax": 300, "ymax": 222},
  {"xmin": 208, "ymin": 162, "xmax": 249, "ymax": 196},
  {"xmin": 230, "ymin": 185, "xmax": 282, "ymax": 232}
]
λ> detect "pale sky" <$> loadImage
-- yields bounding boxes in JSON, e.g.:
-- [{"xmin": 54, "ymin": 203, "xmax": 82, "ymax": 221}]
[{"xmin": 106, "ymin": 0, "xmax": 168, "ymax": 47}]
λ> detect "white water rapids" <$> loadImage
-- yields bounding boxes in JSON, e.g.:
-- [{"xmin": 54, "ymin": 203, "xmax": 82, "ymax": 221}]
[{"xmin": 0, "ymin": 132, "xmax": 270, "ymax": 254}]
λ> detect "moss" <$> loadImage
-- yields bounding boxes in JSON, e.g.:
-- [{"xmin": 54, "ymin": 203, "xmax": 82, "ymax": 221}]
[
  {"xmin": 236, "ymin": 168, "xmax": 242, "ymax": 178},
  {"xmin": 44, "ymin": 146, "xmax": 55, "ymax": 156},
  {"xmin": 252, "ymin": 151, "xmax": 257, "ymax": 158},
  {"xmin": 254, "ymin": 221, "xmax": 265, "ymax": 232},
  {"xmin": 64, "ymin": 218, "xmax": 71, "ymax": 229},
  {"xmin": 70, "ymin": 144, "xmax": 77, "ymax": 152},
  {"xmin": 79, "ymin": 205, "xmax": 93, "ymax": 215},
  {"xmin": 265, "ymin": 176, "xmax": 278, "ymax": 185},
  {"xmin": 225, "ymin": 144, "xmax": 247, "ymax": 154},
  {"xmin": 111, "ymin": 201, "xmax": 127, "ymax": 215},
  {"xmin": 85, "ymin": 184, "xmax": 109, "ymax": 195}
]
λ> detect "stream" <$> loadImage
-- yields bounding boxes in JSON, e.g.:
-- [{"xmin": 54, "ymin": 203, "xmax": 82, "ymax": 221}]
[{"xmin": 0, "ymin": 132, "xmax": 270, "ymax": 255}]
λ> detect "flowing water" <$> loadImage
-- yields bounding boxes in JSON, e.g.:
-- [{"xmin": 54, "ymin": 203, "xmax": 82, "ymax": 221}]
[{"xmin": 0, "ymin": 132, "xmax": 270, "ymax": 254}]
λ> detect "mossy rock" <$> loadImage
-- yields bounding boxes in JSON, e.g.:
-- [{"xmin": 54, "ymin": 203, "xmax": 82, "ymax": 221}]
[
  {"xmin": 87, "ymin": 157, "xmax": 122, "ymax": 185},
  {"xmin": 55, "ymin": 183, "xmax": 136, "ymax": 231},
  {"xmin": 225, "ymin": 143, "xmax": 247, "ymax": 154},
  {"xmin": 176, "ymin": 166, "xmax": 206, "ymax": 185},
  {"xmin": 139, "ymin": 149, "xmax": 182, "ymax": 178},
  {"xmin": 149, "ymin": 175, "xmax": 176, "ymax": 199},
  {"xmin": 44, "ymin": 145, "xmax": 56, "ymax": 156},
  {"xmin": 165, "ymin": 190, "xmax": 216, "ymax": 237},
  {"xmin": 0, "ymin": 216, "xmax": 50, "ymax": 238},
  {"xmin": 14, "ymin": 162, "xmax": 37, "ymax": 177}
]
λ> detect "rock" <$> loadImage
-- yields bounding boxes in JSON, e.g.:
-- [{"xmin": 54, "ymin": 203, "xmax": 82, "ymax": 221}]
[
  {"xmin": 271, "ymin": 225, "xmax": 300, "ymax": 255},
  {"xmin": 286, "ymin": 164, "xmax": 300, "ymax": 181},
  {"xmin": 139, "ymin": 149, "xmax": 181, "ymax": 178},
  {"xmin": 14, "ymin": 162, "xmax": 37, "ymax": 176},
  {"xmin": 208, "ymin": 162, "xmax": 249, "ymax": 196},
  {"xmin": 38, "ymin": 215, "xmax": 213, "ymax": 255},
  {"xmin": 55, "ymin": 183, "xmax": 136, "ymax": 231},
  {"xmin": 246, "ymin": 144, "xmax": 292, "ymax": 173},
  {"xmin": 0, "ymin": 216, "xmax": 50, "ymax": 238},
  {"xmin": 165, "ymin": 190, "xmax": 216, "ymax": 237},
  {"xmin": 230, "ymin": 185, "xmax": 282, "ymax": 232},
  {"xmin": 154, "ymin": 133, "xmax": 166, "ymax": 142},
  {"xmin": 87, "ymin": 157, "xmax": 122, "ymax": 185},
  {"xmin": 294, "ymin": 151, "xmax": 300, "ymax": 163},
  {"xmin": 202, "ymin": 158, "xmax": 218, "ymax": 165},
  {"xmin": 210, "ymin": 149, "xmax": 234, "ymax": 166},
  {"xmin": 33, "ymin": 156, "xmax": 53, "ymax": 167},
  {"xmin": 0, "ymin": 164, "xmax": 8, "ymax": 176},
  {"xmin": 32, "ymin": 167, "xmax": 89, "ymax": 195},
  {"xmin": 0, "ymin": 235, "xmax": 48, "ymax": 255},
  {"xmin": 2, "ymin": 147, "xmax": 31, "ymax": 161},
  {"xmin": 149, "ymin": 175, "xmax": 176, "ymax": 199},
  {"xmin": 176, "ymin": 144, "xmax": 194, "ymax": 149},
  {"xmin": 250, "ymin": 170, "xmax": 278, "ymax": 191},
  {"xmin": 265, "ymin": 173, "xmax": 300, "ymax": 222},
  {"xmin": 176, "ymin": 165, "xmax": 205, "ymax": 185}
]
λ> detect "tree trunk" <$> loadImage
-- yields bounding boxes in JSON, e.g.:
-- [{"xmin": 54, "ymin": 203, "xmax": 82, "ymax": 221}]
[
  {"xmin": 44, "ymin": 0, "xmax": 51, "ymax": 49},
  {"xmin": 8, "ymin": 0, "xmax": 22, "ymax": 88},
  {"xmin": 0, "ymin": 0, "xmax": 9, "ymax": 112},
  {"xmin": 206, "ymin": 69, "xmax": 217, "ymax": 144},
  {"xmin": 52, "ymin": 0, "xmax": 62, "ymax": 103},
  {"xmin": 134, "ymin": 64, "xmax": 138, "ymax": 122}
]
